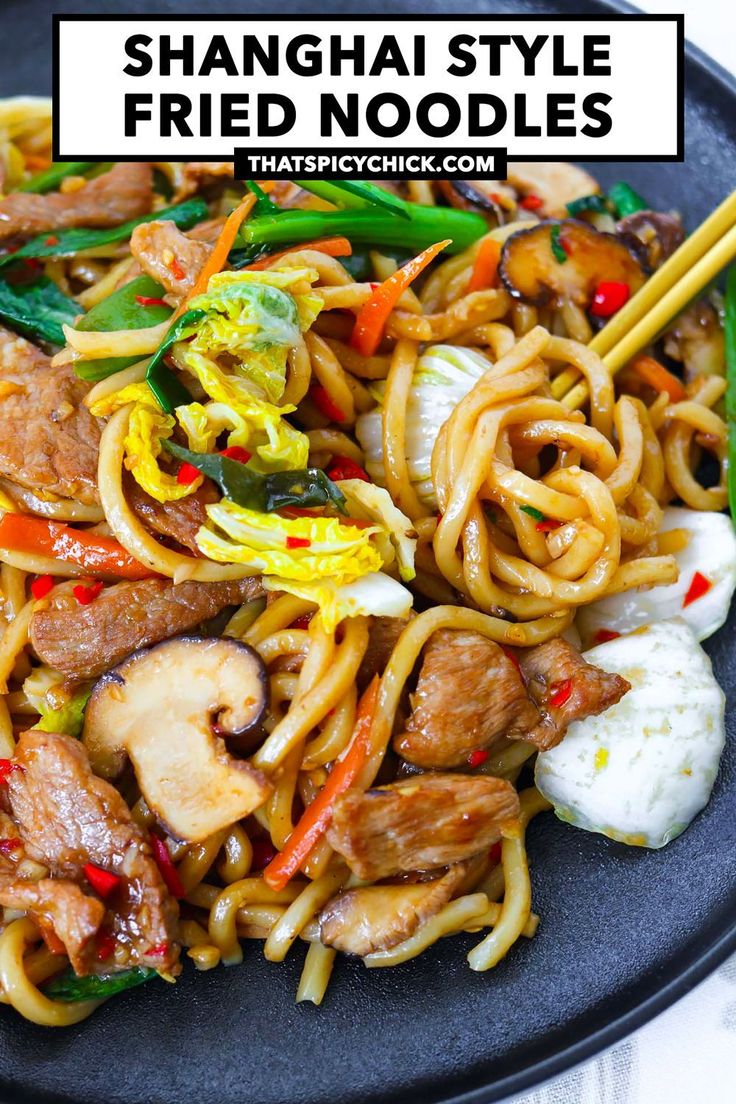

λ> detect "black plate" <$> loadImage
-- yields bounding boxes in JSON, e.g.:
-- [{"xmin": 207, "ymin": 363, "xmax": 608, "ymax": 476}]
[{"xmin": 1, "ymin": 2, "xmax": 735, "ymax": 1102}]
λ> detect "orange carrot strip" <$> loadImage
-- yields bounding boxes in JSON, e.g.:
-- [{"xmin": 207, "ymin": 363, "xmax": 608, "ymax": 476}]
[
  {"xmin": 23, "ymin": 154, "xmax": 51, "ymax": 172},
  {"xmin": 263, "ymin": 676, "xmax": 380, "ymax": 891},
  {"xmin": 0, "ymin": 514, "xmax": 151, "ymax": 580},
  {"xmin": 176, "ymin": 193, "xmax": 257, "ymax": 314},
  {"xmin": 629, "ymin": 354, "xmax": 687, "ymax": 402},
  {"xmin": 243, "ymin": 236, "xmax": 352, "ymax": 271},
  {"xmin": 466, "ymin": 238, "xmax": 501, "ymax": 294},
  {"xmin": 350, "ymin": 238, "xmax": 452, "ymax": 357}
]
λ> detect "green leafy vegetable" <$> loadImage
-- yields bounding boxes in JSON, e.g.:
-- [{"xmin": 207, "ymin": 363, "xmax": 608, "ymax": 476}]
[
  {"xmin": 0, "ymin": 277, "xmax": 80, "ymax": 345},
  {"xmin": 520, "ymin": 504, "xmax": 546, "ymax": 522},
  {"xmin": 73, "ymin": 275, "xmax": 173, "ymax": 382},
  {"xmin": 44, "ymin": 967, "xmax": 157, "ymax": 1003},
  {"xmin": 163, "ymin": 440, "xmax": 346, "ymax": 513},
  {"xmin": 565, "ymin": 194, "xmax": 613, "ymax": 217},
  {"xmin": 550, "ymin": 225, "xmax": 568, "ymax": 264},
  {"xmin": 0, "ymin": 197, "xmax": 209, "ymax": 272},
  {"xmin": 234, "ymin": 205, "xmax": 486, "ymax": 258},
  {"xmin": 608, "ymin": 182, "xmax": 648, "ymax": 219},
  {"xmin": 145, "ymin": 308, "xmax": 204, "ymax": 411},
  {"xmin": 725, "ymin": 266, "xmax": 736, "ymax": 526},
  {"xmin": 18, "ymin": 162, "xmax": 95, "ymax": 194},
  {"xmin": 152, "ymin": 168, "xmax": 174, "ymax": 199},
  {"xmin": 295, "ymin": 180, "xmax": 411, "ymax": 220},
  {"xmin": 245, "ymin": 179, "xmax": 279, "ymax": 217},
  {"xmin": 36, "ymin": 685, "xmax": 92, "ymax": 739}
]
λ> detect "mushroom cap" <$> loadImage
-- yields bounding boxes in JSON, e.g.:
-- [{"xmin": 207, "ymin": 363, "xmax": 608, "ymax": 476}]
[
  {"xmin": 83, "ymin": 636, "xmax": 271, "ymax": 843},
  {"xmin": 498, "ymin": 219, "xmax": 645, "ymax": 308}
]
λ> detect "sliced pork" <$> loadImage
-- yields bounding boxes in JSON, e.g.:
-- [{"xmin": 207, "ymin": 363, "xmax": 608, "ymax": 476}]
[
  {"xmin": 0, "ymin": 328, "xmax": 100, "ymax": 504},
  {"xmin": 124, "ymin": 470, "xmax": 219, "ymax": 554},
  {"xmin": 394, "ymin": 629, "xmax": 541, "ymax": 768},
  {"xmin": 130, "ymin": 220, "xmax": 211, "ymax": 299},
  {"xmin": 0, "ymin": 163, "xmax": 153, "ymax": 241},
  {"xmin": 327, "ymin": 773, "xmax": 520, "ymax": 881},
  {"xmin": 30, "ymin": 575, "xmax": 264, "ymax": 682},
  {"xmin": 319, "ymin": 863, "xmax": 468, "ymax": 957},
  {"xmin": 517, "ymin": 637, "xmax": 631, "ymax": 750},
  {"xmin": 5, "ymin": 730, "xmax": 179, "ymax": 974}
]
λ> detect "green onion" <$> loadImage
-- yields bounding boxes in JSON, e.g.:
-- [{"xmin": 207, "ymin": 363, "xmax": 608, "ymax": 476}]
[
  {"xmin": 0, "ymin": 276, "xmax": 81, "ymax": 345},
  {"xmin": 0, "ymin": 197, "xmax": 209, "ymax": 272},
  {"xmin": 43, "ymin": 966, "xmax": 157, "ymax": 1002},
  {"xmin": 245, "ymin": 179, "xmax": 279, "ymax": 217},
  {"xmin": 724, "ymin": 266, "xmax": 736, "ymax": 525},
  {"xmin": 296, "ymin": 180, "xmax": 411, "ymax": 220},
  {"xmin": 550, "ymin": 225, "xmax": 568, "ymax": 264},
  {"xmin": 145, "ymin": 308, "xmax": 204, "ymax": 412},
  {"xmin": 566, "ymin": 194, "xmax": 613, "ymax": 217},
  {"xmin": 73, "ymin": 275, "xmax": 173, "ymax": 382},
  {"xmin": 164, "ymin": 440, "xmax": 346, "ymax": 513},
  {"xmin": 608, "ymin": 182, "xmax": 648, "ymax": 219},
  {"xmin": 235, "ymin": 206, "xmax": 485, "ymax": 258},
  {"xmin": 18, "ymin": 162, "xmax": 95, "ymax": 194},
  {"xmin": 520, "ymin": 504, "xmax": 545, "ymax": 521}
]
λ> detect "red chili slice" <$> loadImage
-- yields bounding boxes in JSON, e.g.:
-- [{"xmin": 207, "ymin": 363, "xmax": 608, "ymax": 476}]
[
  {"xmin": 683, "ymin": 570, "xmax": 712, "ymax": 607},
  {"xmin": 168, "ymin": 257, "xmax": 185, "ymax": 281},
  {"xmin": 135, "ymin": 295, "xmax": 169, "ymax": 307},
  {"xmin": 310, "ymin": 385, "xmax": 346, "ymax": 423},
  {"xmin": 44, "ymin": 235, "xmax": 59, "ymax": 246},
  {"xmin": 149, "ymin": 941, "xmax": 170, "ymax": 957},
  {"xmin": 501, "ymin": 645, "xmax": 521, "ymax": 673},
  {"xmin": 593, "ymin": 629, "xmax": 621, "ymax": 644},
  {"xmin": 73, "ymin": 580, "xmax": 103, "ymax": 605},
  {"xmin": 326, "ymin": 455, "xmax": 370, "ymax": 483},
  {"xmin": 535, "ymin": 518, "xmax": 562, "ymax": 532},
  {"xmin": 519, "ymin": 194, "xmax": 543, "ymax": 211},
  {"xmin": 286, "ymin": 536, "xmax": 311, "ymax": 549},
  {"xmin": 96, "ymin": 930, "xmax": 117, "ymax": 961},
  {"xmin": 177, "ymin": 462, "xmax": 201, "ymax": 486},
  {"xmin": 0, "ymin": 838, "xmax": 21, "ymax": 855},
  {"xmin": 219, "ymin": 445, "xmax": 252, "ymax": 464},
  {"xmin": 150, "ymin": 835, "xmax": 185, "ymax": 898},
  {"xmin": 590, "ymin": 281, "xmax": 630, "ymax": 318},
  {"xmin": 467, "ymin": 748, "xmax": 489, "ymax": 768},
  {"xmin": 30, "ymin": 574, "xmax": 54, "ymax": 600},
  {"xmin": 0, "ymin": 760, "xmax": 21, "ymax": 784},
  {"xmin": 549, "ymin": 678, "xmax": 573, "ymax": 709},
  {"xmin": 83, "ymin": 862, "xmax": 121, "ymax": 900}
]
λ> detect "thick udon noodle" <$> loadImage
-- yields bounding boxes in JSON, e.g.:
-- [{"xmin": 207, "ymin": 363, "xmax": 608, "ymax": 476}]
[{"xmin": 0, "ymin": 111, "xmax": 728, "ymax": 1020}]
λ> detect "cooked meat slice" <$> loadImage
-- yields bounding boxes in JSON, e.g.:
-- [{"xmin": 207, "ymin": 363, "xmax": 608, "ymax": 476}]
[
  {"xmin": 358, "ymin": 616, "xmax": 408, "ymax": 689},
  {"xmin": 319, "ymin": 863, "xmax": 467, "ymax": 956},
  {"xmin": 327, "ymin": 773, "xmax": 520, "ymax": 881},
  {"xmin": 6, "ymin": 729, "xmax": 179, "ymax": 974},
  {"xmin": 124, "ymin": 470, "xmax": 219, "ymax": 553},
  {"xmin": 517, "ymin": 637, "xmax": 631, "ymax": 750},
  {"xmin": 393, "ymin": 629, "xmax": 542, "ymax": 769},
  {"xmin": 506, "ymin": 162, "xmax": 600, "ymax": 218},
  {"xmin": 172, "ymin": 162, "xmax": 234, "ymax": 201},
  {"xmin": 0, "ymin": 163, "xmax": 153, "ymax": 241},
  {"xmin": 0, "ymin": 877, "xmax": 105, "ymax": 974},
  {"xmin": 30, "ymin": 575, "xmax": 264, "ymax": 682},
  {"xmin": 130, "ymin": 220, "xmax": 212, "ymax": 299},
  {"xmin": 0, "ymin": 328, "xmax": 100, "ymax": 504}
]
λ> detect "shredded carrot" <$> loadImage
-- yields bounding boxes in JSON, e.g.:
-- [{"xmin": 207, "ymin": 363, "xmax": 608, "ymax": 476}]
[
  {"xmin": 466, "ymin": 238, "xmax": 501, "ymax": 294},
  {"xmin": 263, "ymin": 676, "xmax": 380, "ymax": 891},
  {"xmin": 23, "ymin": 154, "xmax": 51, "ymax": 172},
  {"xmin": 244, "ymin": 236, "xmax": 352, "ymax": 271},
  {"xmin": 177, "ymin": 193, "xmax": 257, "ymax": 315},
  {"xmin": 0, "ymin": 514, "xmax": 151, "ymax": 580},
  {"xmin": 629, "ymin": 354, "xmax": 687, "ymax": 402},
  {"xmin": 350, "ymin": 238, "xmax": 452, "ymax": 357}
]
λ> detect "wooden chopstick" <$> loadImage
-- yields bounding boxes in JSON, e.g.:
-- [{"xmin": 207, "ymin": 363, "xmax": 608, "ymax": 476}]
[{"xmin": 551, "ymin": 189, "xmax": 736, "ymax": 407}]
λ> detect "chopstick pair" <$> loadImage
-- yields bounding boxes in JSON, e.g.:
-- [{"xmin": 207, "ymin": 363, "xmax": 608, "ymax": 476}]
[{"xmin": 552, "ymin": 189, "xmax": 736, "ymax": 412}]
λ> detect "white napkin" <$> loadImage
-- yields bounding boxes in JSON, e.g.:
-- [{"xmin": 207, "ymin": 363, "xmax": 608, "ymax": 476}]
[{"xmin": 511, "ymin": 955, "xmax": 736, "ymax": 1103}]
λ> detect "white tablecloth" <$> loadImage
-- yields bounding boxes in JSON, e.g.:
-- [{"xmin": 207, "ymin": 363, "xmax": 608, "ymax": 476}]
[{"xmin": 511, "ymin": 957, "xmax": 736, "ymax": 1102}]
